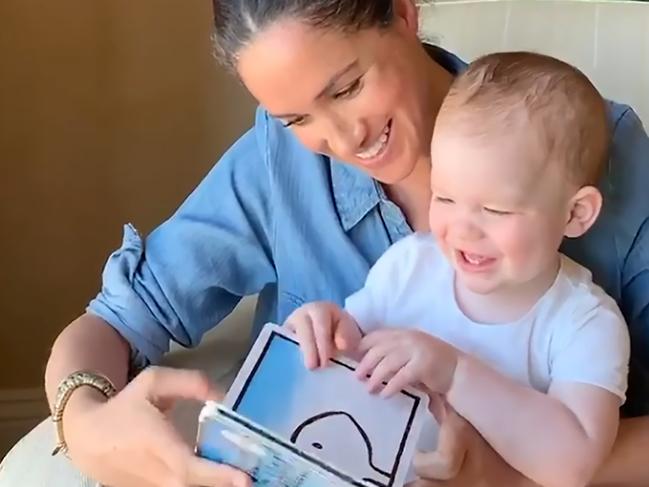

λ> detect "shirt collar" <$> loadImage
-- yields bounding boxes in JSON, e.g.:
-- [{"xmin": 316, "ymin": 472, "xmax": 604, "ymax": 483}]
[
  {"xmin": 330, "ymin": 45, "xmax": 467, "ymax": 232},
  {"xmin": 330, "ymin": 161, "xmax": 382, "ymax": 231}
]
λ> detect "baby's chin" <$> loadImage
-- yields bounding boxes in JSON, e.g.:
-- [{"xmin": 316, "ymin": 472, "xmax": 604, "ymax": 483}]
[
  {"xmin": 458, "ymin": 278, "xmax": 502, "ymax": 296},
  {"xmin": 453, "ymin": 268, "xmax": 508, "ymax": 293}
]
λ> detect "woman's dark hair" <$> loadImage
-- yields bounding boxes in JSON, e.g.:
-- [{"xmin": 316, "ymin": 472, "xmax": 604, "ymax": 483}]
[{"xmin": 211, "ymin": 0, "xmax": 395, "ymax": 70}]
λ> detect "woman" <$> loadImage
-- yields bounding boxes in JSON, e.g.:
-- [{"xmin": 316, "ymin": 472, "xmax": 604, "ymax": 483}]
[{"xmin": 15, "ymin": 0, "xmax": 649, "ymax": 486}]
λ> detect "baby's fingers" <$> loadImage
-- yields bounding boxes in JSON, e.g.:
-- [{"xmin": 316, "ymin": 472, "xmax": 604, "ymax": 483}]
[
  {"xmin": 310, "ymin": 307, "xmax": 336, "ymax": 368},
  {"xmin": 365, "ymin": 353, "xmax": 408, "ymax": 394},
  {"xmin": 381, "ymin": 366, "xmax": 413, "ymax": 397},
  {"xmin": 355, "ymin": 343, "xmax": 392, "ymax": 380},
  {"xmin": 359, "ymin": 329, "xmax": 399, "ymax": 353},
  {"xmin": 333, "ymin": 312, "xmax": 362, "ymax": 353},
  {"xmin": 289, "ymin": 318, "xmax": 319, "ymax": 369}
]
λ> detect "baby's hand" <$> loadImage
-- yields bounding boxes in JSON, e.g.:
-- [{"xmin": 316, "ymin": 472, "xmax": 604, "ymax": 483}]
[
  {"xmin": 285, "ymin": 302, "xmax": 362, "ymax": 369},
  {"xmin": 356, "ymin": 329, "xmax": 461, "ymax": 397}
]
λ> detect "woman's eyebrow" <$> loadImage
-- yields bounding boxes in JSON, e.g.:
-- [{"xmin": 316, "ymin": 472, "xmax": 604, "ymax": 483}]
[
  {"xmin": 270, "ymin": 59, "xmax": 360, "ymax": 119},
  {"xmin": 314, "ymin": 59, "xmax": 359, "ymax": 100}
]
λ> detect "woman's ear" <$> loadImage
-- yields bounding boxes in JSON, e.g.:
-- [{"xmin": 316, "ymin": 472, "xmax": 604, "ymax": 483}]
[
  {"xmin": 392, "ymin": 0, "xmax": 420, "ymax": 35},
  {"xmin": 564, "ymin": 186, "xmax": 603, "ymax": 238}
]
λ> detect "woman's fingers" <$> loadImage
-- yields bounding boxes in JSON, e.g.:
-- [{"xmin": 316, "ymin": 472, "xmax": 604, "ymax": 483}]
[
  {"xmin": 414, "ymin": 404, "xmax": 469, "ymax": 481},
  {"xmin": 185, "ymin": 456, "xmax": 252, "ymax": 487}
]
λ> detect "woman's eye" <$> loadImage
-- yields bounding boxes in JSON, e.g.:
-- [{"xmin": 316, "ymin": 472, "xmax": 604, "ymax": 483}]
[
  {"xmin": 334, "ymin": 78, "xmax": 363, "ymax": 100},
  {"xmin": 283, "ymin": 116, "xmax": 307, "ymax": 128}
]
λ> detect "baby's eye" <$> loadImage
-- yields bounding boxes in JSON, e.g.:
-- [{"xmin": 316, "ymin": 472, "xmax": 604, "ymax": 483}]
[
  {"xmin": 484, "ymin": 207, "xmax": 512, "ymax": 216},
  {"xmin": 312, "ymin": 442, "xmax": 323, "ymax": 450},
  {"xmin": 434, "ymin": 196, "xmax": 454, "ymax": 204}
]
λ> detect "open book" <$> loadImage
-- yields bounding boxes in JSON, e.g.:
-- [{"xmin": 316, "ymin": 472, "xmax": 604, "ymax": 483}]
[{"xmin": 195, "ymin": 323, "xmax": 430, "ymax": 487}]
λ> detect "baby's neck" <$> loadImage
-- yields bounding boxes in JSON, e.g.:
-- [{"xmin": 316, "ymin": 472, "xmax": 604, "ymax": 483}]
[{"xmin": 454, "ymin": 257, "xmax": 561, "ymax": 324}]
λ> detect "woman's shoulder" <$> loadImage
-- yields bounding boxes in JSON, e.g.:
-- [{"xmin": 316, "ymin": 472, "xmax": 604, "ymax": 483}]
[
  {"xmin": 607, "ymin": 100, "xmax": 643, "ymax": 131},
  {"xmin": 252, "ymin": 106, "xmax": 325, "ymax": 169},
  {"xmin": 218, "ymin": 106, "xmax": 323, "ymax": 166},
  {"xmin": 600, "ymin": 100, "xmax": 649, "ymax": 238},
  {"xmin": 207, "ymin": 106, "xmax": 331, "ymax": 191},
  {"xmin": 606, "ymin": 100, "xmax": 648, "ymax": 179}
]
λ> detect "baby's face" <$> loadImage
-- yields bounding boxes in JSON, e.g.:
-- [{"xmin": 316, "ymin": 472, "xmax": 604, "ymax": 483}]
[{"xmin": 428, "ymin": 124, "xmax": 574, "ymax": 296}]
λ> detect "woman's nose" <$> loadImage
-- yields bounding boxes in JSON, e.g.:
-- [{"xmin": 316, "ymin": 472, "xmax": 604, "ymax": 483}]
[{"xmin": 325, "ymin": 116, "xmax": 367, "ymax": 158}]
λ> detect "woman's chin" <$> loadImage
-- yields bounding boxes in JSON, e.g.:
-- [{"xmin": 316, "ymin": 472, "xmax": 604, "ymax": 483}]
[{"xmin": 370, "ymin": 159, "xmax": 419, "ymax": 187}]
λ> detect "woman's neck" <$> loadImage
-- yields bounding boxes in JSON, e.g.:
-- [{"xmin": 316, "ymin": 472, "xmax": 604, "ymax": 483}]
[
  {"xmin": 384, "ymin": 53, "xmax": 454, "ymax": 233},
  {"xmin": 384, "ymin": 159, "xmax": 432, "ymax": 232}
]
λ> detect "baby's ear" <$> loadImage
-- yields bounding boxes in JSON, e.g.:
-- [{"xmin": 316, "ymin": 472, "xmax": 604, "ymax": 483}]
[{"xmin": 564, "ymin": 186, "xmax": 603, "ymax": 238}]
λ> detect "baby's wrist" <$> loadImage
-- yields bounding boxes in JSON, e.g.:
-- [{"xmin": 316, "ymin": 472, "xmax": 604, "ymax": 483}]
[{"xmin": 446, "ymin": 351, "xmax": 469, "ymax": 399}]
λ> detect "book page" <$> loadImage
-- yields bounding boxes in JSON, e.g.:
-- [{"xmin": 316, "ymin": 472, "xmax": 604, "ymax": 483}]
[{"xmin": 224, "ymin": 324, "xmax": 430, "ymax": 487}]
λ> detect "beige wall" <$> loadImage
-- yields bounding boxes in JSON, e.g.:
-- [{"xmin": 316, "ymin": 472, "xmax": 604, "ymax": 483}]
[
  {"xmin": 421, "ymin": 0, "xmax": 649, "ymax": 123},
  {"xmin": 0, "ymin": 0, "xmax": 255, "ymax": 390}
]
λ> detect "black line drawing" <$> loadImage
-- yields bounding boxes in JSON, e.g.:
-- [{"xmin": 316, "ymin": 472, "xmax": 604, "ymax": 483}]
[
  {"xmin": 290, "ymin": 410, "xmax": 390, "ymax": 487},
  {"xmin": 232, "ymin": 330, "xmax": 423, "ymax": 487}
]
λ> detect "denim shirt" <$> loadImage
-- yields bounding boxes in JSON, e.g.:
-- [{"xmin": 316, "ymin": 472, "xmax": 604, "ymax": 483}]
[{"xmin": 88, "ymin": 47, "xmax": 649, "ymax": 415}]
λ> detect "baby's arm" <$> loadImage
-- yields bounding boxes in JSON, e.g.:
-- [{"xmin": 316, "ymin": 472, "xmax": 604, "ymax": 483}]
[
  {"xmin": 445, "ymin": 307, "xmax": 629, "ymax": 487},
  {"xmin": 447, "ymin": 359, "xmax": 620, "ymax": 487}
]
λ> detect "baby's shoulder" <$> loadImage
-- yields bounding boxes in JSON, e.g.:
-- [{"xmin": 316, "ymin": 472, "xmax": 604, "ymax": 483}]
[
  {"xmin": 381, "ymin": 232, "xmax": 446, "ymax": 267},
  {"xmin": 538, "ymin": 255, "xmax": 624, "ymax": 332},
  {"xmin": 367, "ymin": 233, "xmax": 448, "ymax": 284}
]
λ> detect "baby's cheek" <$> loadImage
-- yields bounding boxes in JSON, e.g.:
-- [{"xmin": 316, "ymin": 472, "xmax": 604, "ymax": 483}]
[
  {"xmin": 428, "ymin": 217, "xmax": 448, "ymax": 248},
  {"xmin": 496, "ymin": 222, "xmax": 538, "ymax": 264}
]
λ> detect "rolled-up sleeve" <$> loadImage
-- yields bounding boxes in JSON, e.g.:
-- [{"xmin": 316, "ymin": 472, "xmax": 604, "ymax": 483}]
[{"xmin": 88, "ymin": 109, "xmax": 277, "ymax": 366}]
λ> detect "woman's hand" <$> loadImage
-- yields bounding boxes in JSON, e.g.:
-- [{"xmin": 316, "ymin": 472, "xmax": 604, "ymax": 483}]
[
  {"xmin": 63, "ymin": 366, "xmax": 251, "ymax": 487},
  {"xmin": 412, "ymin": 404, "xmax": 537, "ymax": 487},
  {"xmin": 413, "ymin": 395, "xmax": 468, "ymax": 481}
]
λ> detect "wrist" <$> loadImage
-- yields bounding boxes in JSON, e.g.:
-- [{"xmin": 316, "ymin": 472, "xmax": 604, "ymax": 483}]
[
  {"xmin": 51, "ymin": 371, "xmax": 117, "ymax": 456},
  {"xmin": 63, "ymin": 386, "xmax": 109, "ymax": 422},
  {"xmin": 446, "ymin": 352, "xmax": 471, "ymax": 402},
  {"xmin": 58, "ymin": 386, "xmax": 111, "ymax": 460}
]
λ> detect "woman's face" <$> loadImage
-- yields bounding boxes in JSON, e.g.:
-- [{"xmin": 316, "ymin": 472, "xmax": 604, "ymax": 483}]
[{"xmin": 236, "ymin": 1, "xmax": 438, "ymax": 185}]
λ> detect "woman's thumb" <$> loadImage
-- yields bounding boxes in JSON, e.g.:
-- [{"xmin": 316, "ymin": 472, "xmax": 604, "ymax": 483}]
[{"xmin": 428, "ymin": 393, "xmax": 447, "ymax": 424}]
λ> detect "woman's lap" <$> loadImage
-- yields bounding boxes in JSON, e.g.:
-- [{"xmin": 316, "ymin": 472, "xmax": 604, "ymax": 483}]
[
  {"xmin": 0, "ymin": 382, "xmax": 221, "ymax": 487},
  {"xmin": 0, "ymin": 418, "xmax": 98, "ymax": 487}
]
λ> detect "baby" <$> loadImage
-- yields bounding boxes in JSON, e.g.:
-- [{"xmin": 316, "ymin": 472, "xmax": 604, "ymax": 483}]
[{"xmin": 285, "ymin": 51, "xmax": 630, "ymax": 487}]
